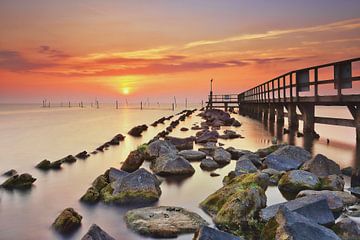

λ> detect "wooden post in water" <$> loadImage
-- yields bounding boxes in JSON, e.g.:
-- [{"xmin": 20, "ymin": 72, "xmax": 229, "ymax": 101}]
[
  {"xmin": 96, "ymin": 100, "xmax": 99, "ymax": 109},
  {"xmin": 174, "ymin": 96, "xmax": 177, "ymax": 108},
  {"xmin": 286, "ymin": 104, "xmax": 299, "ymax": 130},
  {"xmin": 172, "ymin": 103, "xmax": 174, "ymax": 111},
  {"xmin": 185, "ymin": 98, "xmax": 188, "ymax": 109},
  {"xmin": 141, "ymin": 101, "xmax": 143, "ymax": 110},
  {"xmin": 299, "ymin": 103, "xmax": 315, "ymax": 134},
  {"xmin": 116, "ymin": 100, "xmax": 118, "ymax": 109},
  {"xmin": 69, "ymin": 101, "xmax": 71, "ymax": 108}
]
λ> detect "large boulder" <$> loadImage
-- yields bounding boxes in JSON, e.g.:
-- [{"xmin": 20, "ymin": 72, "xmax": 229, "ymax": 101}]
[
  {"xmin": 52, "ymin": 208, "xmax": 82, "ymax": 234},
  {"xmin": 235, "ymin": 158, "xmax": 258, "ymax": 175},
  {"xmin": 128, "ymin": 124, "xmax": 148, "ymax": 137},
  {"xmin": 108, "ymin": 167, "xmax": 129, "ymax": 182},
  {"xmin": 226, "ymin": 147, "xmax": 253, "ymax": 160},
  {"xmin": 101, "ymin": 168, "xmax": 161, "ymax": 204},
  {"xmin": 238, "ymin": 152, "xmax": 262, "ymax": 167},
  {"xmin": 261, "ymin": 206, "xmax": 340, "ymax": 240},
  {"xmin": 150, "ymin": 153, "xmax": 195, "ymax": 176},
  {"xmin": 212, "ymin": 148, "xmax": 231, "ymax": 165},
  {"xmin": 278, "ymin": 170, "xmax": 320, "ymax": 199},
  {"xmin": 81, "ymin": 187, "xmax": 100, "ymax": 203},
  {"xmin": 146, "ymin": 140, "xmax": 177, "ymax": 159},
  {"xmin": 261, "ymin": 168, "xmax": 284, "ymax": 186},
  {"xmin": 125, "ymin": 206, "xmax": 208, "ymax": 238},
  {"xmin": 165, "ymin": 136, "xmax": 194, "ymax": 150},
  {"xmin": 195, "ymin": 130, "xmax": 220, "ymax": 143},
  {"xmin": 320, "ymin": 174, "xmax": 344, "ymax": 191},
  {"xmin": 260, "ymin": 195, "xmax": 335, "ymax": 226},
  {"xmin": 1, "ymin": 173, "xmax": 36, "ymax": 189},
  {"xmin": 302, "ymin": 154, "xmax": 341, "ymax": 177},
  {"xmin": 121, "ymin": 149, "xmax": 146, "ymax": 172},
  {"xmin": 332, "ymin": 217, "xmax": 360, "ymax": 240},
  {"xmin": 178, "ymin": 150, "xmax": 206, "ymax": 161},
  {"xmin": 255, "ymin": 144, "xmax": 286, "ymax": 158},
  {"xmin": 263, "ymin": 145, "xmax": 311, "ymax": 171},
  {"xmin": 297, "ymin": 190, "xmax": 359, "ymax": 213},
  {"xmin": 200, "ymin": 157, "xmax": 220, "ymax": 171},
  {"xmin": 193, "ymin": 226, "xmax": 244, "ymax": 240},
  {"xmin": 81, "ymin": 224, "xmax": 115, "ymax": 240}
]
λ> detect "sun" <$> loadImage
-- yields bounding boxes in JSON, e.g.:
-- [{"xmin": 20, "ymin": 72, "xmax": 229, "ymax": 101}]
[{"xmin": 122, "ymin": 87, "xmax": 130, "ymax": 95}]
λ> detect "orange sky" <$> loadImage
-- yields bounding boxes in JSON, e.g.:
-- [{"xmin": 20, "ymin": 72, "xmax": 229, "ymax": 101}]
[{"xmin": 0, "ymin": 0, "xmax": 360, "ymax": 103}]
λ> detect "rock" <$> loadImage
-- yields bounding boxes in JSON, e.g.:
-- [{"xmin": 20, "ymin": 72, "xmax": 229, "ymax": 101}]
[
  {"xmin": 297, "ymin": 190, "xmax": 359, "ymax": 213},
  {"xmin": 108, "ymin": 167, "xmax": 129, "ymax": 182},
  {"xmin": 61, "ymin": 155, "xmax": 77, "ymax": 163},
  {"xmin": 146, "ymin": 140, "xmax": 177, "ymax": 159},
  {"xmin": 178, "ymin": 150, "xmax": 206, "ymax": 161},
  {"xmin": 81, "ymin": 224, "xmax": 115, "ymax": 240},
  {"xmin": 263, "ymin": 145, "xmax": 311, "ymax": 171},
  {"xmin": 150, "ymin": 154, "xmax": 195, "ymax": 176},
  {"xmin": 3, "ymin": 169, "xmax": 17, "ymax": 177},
  {"xmin": 260, "ymin": 195, "xmax": 335, "ymax": 226},
  {"xmin": 125, "ymin": 206, "xmax": 208, "ymax": 238},
  {"xmin": 92, "ymin": 175, "xmax": 109, "ymax": 191},
  {"xmin": 226, "ymin": 147, "xmax": 253, "ymax": 160},
  {"xmin": 320, "ymin": 174, "xmax": 344, "ymax": 191},
  {"xmin": 255, "ymin": 144, "xmax": 286, "ymax": 158},
  {"xmin": 232, "ymin": 119, "xmax": 241, "ymax": 127},
  {"xmin": 261, "ymin": 168, "xmax": 283, "ymax": 185},
  {"xmin": 261, "ymin": 206, "xmax": 340, "ymax": 240},
  {"xmin": 212, "ymin": 148, "xmax": 231, "ymax": 165},
  {"xmin": 108, "ymin": 133, "xmax": 125, "ymax": 145},
  {"xmin": 128, "ymin": 124, "xmax": 148, "ymax": 137},
  {"xmin": 219, "ymin": 130, "xmax": 242, "ymax": 139},
  {"xmin": 345, "ymin": 204, "xmax": 360, "ymax": 217},
  {"xmin": 80, "ymin": 187, "xmax": 100, "ymax": 203},
  {"xmin": 341, "ymin": 166, "xmax": 353, "ymax": 176},
  {"xmin": 332, "ymin": 217, "xmax": 360, "ymax": 240},
  {"xmin": 278, "ymin": 170, "xmax": 320, "ymax": 199},
  {"xmin": 101, "ymin": 168, "xmax": 161, "ymax": 204},
  {"xmin": 165, "ymin": 136, "xmax": 194, "ymax": 150},
  {"xmin": 180, "ymin": 127, "xmax": 189, "ymax": 131},
  {"xmin": 96, "ymin": 143, "xmax": 110, "ymax": 152},
  {"xmin": 121, "ymin": 149, "xmax": 146, "ymax": 172},
  {"xmin": 210, "ymin": 172, "xmax": 220, "ymax": 177},
  {"xmin": 195, "ymin": 130, "xmax": 219, "ymax": 143},
  {"xmin": 239, "ymin": 152, "xmax": 262, "ymax": 167},
  {"xmin": 52, "ymin": 208, "xmax": 82, "ymax": 234},
  {"xmin": 198, "ymin": 142, "xmax": 218, "ymax": 155},
  {"xmin": 1, "ymin": 173, "xmax": 36, "ymax": 189},
  {"xmin": 235, "ymin": 158, "xmax": 258, "ymax": 175},
  {"xmin": 302, "ymin": 154, "xmax": 341, "ymax": 177},
  {"xmin": 200, "ymin": 157, "xmax": 220, "ymax": 171},
  {"xmin": 76, "ymin": 151, "xmax": 90, "ymax": 159},
  {"xmin": 348, "ymin": 186, "xmax": 360, "ymax": 198},
  {"xmin": 36, "ymin": 159, "xmax": 52, "ymax": 169},
  {"xmin": 193, "ymin": 226, "xmax": 243, "ymax": 240}
]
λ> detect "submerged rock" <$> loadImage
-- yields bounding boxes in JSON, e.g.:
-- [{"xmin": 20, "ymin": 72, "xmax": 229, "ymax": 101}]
[
  {"xmin": 150, "ymin": 154, "xmax": 195, "ymax": 176},
  {"xmin": 76, "ymin": 151, "xmax": 90, "ymax": 159},
  {"xmin": 1, "ymin": 173, "xmax": 36, "ymax": 189},
  {"xmin": 165, "ymin": 136, "xmax": 194, "ymax": 150},
  {"xmin": 61, "ymin": 155, "xmax": 77, "ymax": 163},
  {"xmin": 260, "ymin": 195, "xmax": 335, "ymax": 226},
  {"xmin": 108, "ymin": 133, "xmax": 125, "ymax": 145},
  {"xmin": 193, "ymin": 226, "xmax": 243, "ymax": 240},
  {"xmin": 128, "ymin": 124, "xmax": 148, "ymax": 137},
  {"xmin": 278, "ymin": 170, "xmax": 320, "ymax": 198},
  {"xmin": 3, "ymin": 169, "xmax": 17, "ymax": 177},
  {"xmin": 125, "ymin": 206, "xmax": 208, "ymax": 238},
  {"xmin": 195, "ymin": 130, "xmax": 220, "ymax": 143},
  {"xmin": 200, "ymin": 157, "xmax": 220, "ymax": 171},
  {"xmin": 178, "ymin": 150, "xmax": 206, "ymax": 161},
  {"xmin": 332, "ymin": 217, "xmax": 360, "ymax": 239},
  {"xmin": 52, "ymin": 208, "xmax": 82, "ymax": 234},
  {"xmin": 301, "ymin": 154, "xmax": 341, "ymax": 177},
  {"xmin": 219, "ymin": 130, "xmax": 242, "ymax": 139},
  {"xmin": 101, "ymin": 168, "xmax": 161, "ymax": 204},
  {"xmin": 81, "ymin": 224, "xmax": 115, "ymax": 240},
  {"xmin": 263, "ymin": 145, "xmax": 311, "ymax": 171},
  {"xmin": 261, "ymin": 206, "xmax": 340, "ymax": 240}
]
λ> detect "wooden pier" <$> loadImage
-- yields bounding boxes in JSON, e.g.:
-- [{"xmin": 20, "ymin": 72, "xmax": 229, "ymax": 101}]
[{"xmin": 207, "ymin": 57, "xmax": 360, "ymax": 140}]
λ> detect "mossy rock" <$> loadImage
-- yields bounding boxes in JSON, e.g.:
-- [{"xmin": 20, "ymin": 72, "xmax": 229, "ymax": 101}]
[
  {"xmin": 92, "ymin": 174, "xmax": 108, "ymax": 191},
  {"xmin": 1, "ymin": 173, "xmax": 36, "ymax": 189},
  {"xmin": 260, "ymin": 217, "xmax": 279, "ymax": 240},
  {"xmin": 80, "ymin": 186, "xmax": 100, "ymax": 203},
  {"xmin": 49, "ymin": 160, "xmax": 63, "ymax": 169},
  {"xmin": 52, "ymin": 208, "xmax": 82, "ymax": 234},
  {"xmin": 36, "ymin": 159, "xmax": 51, "ymax": 169}
]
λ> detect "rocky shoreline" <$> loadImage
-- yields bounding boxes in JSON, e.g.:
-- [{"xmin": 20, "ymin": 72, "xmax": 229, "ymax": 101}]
[{"xmin": 1, "ymin": 108, "xmax": 359, "ymax": 239}]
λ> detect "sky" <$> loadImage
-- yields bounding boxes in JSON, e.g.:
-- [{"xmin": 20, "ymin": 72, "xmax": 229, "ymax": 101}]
[{"xmin": 0, "ymin": 0, "xmax": 360, "ymax": 103}]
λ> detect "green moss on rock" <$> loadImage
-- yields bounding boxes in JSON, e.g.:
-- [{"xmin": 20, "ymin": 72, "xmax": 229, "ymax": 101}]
[
  {"xmin": 1, "ymin": 173, "xmax": 36, "ymax": 189},
  {"xmin": 52, "ymin": 208, "xmax": 82, "ymax": 234},
  {"xmin": 80, "ymin": 186, "xmax": 100, "ymax": 203},
  {"xmin": 92, "ymin": 174, "xmax": 108, "ymax": 191}
]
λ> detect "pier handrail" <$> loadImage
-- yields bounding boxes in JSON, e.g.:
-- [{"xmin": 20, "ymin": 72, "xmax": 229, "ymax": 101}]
[{"xmin": 238, "ymin": 57, "xmax": 360, "ymax": 103}]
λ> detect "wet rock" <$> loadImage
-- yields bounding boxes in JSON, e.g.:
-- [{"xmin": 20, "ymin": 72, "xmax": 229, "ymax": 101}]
[
  {"xmin": 320, "ymin": 174, "xmax": 344, "ymax": 191},
  {"xmin": 261, "ymin": 168, "xmax": 283, "ymax": 185},
  {"xmin": 332, "ymin": 217, "xmax": 360, "ymax": 240},
  {"xmin": 255, "ymin": 144, "xmax": 286, "ymax": 158},
  {"xmin": 61, "ymin": 155, "xmax": 77, "ymax": 163},
  {"xmin": 150, "ymin": 154, "xmax": 195, "ymax": 176},
  {"xmin": 108, "ymin": 167, "xmax": 129, "ymax": 182},
  {"xmin": 225, "ymin": 147, "xmax": 253, "ymax": 160},
  {"xmin": 261, "ymin": 206, "xmax": 340, "ymax": 240},
  {"xmin": 36, "ymin": 159, "xmax": 52, "ymax": 169},
  {"xmin": 1, "ymin": 173, "xmax": 36, "ymax": 189},
  {"xmin": 219, "ymin": 130, "xmax": 242, "ymax": 139},
  {"xmin": 128, "ymin": 124, "xmax": 148, "ymax": 137},
  {"xmin": 263, "ymin": 145, "xmax": 311, "ymax": 171},
  {"xmin": 80, "ymin": 187, "xmax": 100, "ymax": 203},
  {"xmin": 76, "ymin": 151, "xmax": 90, "ymax": 159},
  {"xmin": 165, "ymin": 136, "xmax": 194, "ymax": 150},
  {"xmin": 210, "ymin": 172, "xmax": 220, "ymax": 177},
  {"xmin": 146, "ymin": 140, "xmax": 177, "ymax": 159},
  {"xmin": 198, "ymin": 142, "xmax": 218, "ymax": 155},
  {"xmin": 278, "ymin": 170, "xmax": 320, "ymax": 198},
  {"xmin": 239, "ymin": 152, "xmax": 262, "ymax": 167},
  {"xmin": 235, "ymin": 158, "xmax": 258, "ymax": 175},
  {"xmin": 297, "ymin": 190, "xmax": 359, "ymax": 212},
  {"xmin": 178, "ymin": 150, "xmax": 206, "ymax": 161},
  {"xmin": 302, "ymin": 154, "xmax": 341, "ymax": 177},
  {"xmin": 180, "ymin": 127, "xmax": 189, "ymax": 131},
  {"xmin": 81, "ymin": 224, "xmax": 115, "ymax": 240},
  {"xmin": 260, "ymin": 195, "xmax": 335, "ymax": 226},
  {"xmin": 193, "ymin": 226, "xmax": 243, "ymax": 240},
  {"xmin": 108, "ymin": 134, "xmax": 125, "ymax": 145},
  {"xmin": 125, "ymin": 206, "xmax": 208, "ymax": 238},
  {"xmin": 52, "ymin": 208, "xmax": 82, "ymax": 234},
  {"xmin": 200, "ymin": 157, "xmax": 220, "ymax": 171},
  {"xmin": 212, "ymin": 147, "xmax": 231, "ymax": 165},
  {"xmin": 92, "ymin": 175, "xmax": 109, "ymax": 191},
  {"xmin": 3, "ymin": 169, "xmax": 17, "ymax": 177},
  {"xmin": 102, "ymin": 168, "xmax": 161, "ymax": 204},
  {"xmin": 195, "ymin": 130, "xmax": 219, "ymax": 143},
  {"xmin": 121, "ymin": 149, "xmax": 146, "ymax": 172},
  {"xmin": 348, "ymin": 186, "xmax": 360, "ymax": 198},
  {"xmin": 96, "ymin": 143, "xmax": 110, "ymax": 152},
  {"xmin": 341, "ymin": 166, "xmax": 353, "ymax": 176},
  {"xmin": 232, "ymin": 119, "xmax": 241, "ymax": 127}
]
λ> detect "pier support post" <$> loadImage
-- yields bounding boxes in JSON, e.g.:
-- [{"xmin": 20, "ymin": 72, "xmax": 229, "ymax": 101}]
[
  {"xmin": 269, "ymin": 105, "xmax": 276, "ymax": 122},
  {"xmin": 276, "ymin": 105, "xmax": 284, "ymax": 124},
  {"xmin": 287, "ymin": 104, "xmax": 299, "ymax": 130},
  {"xmin": 298, "ymin": 103, "xmax": 315, "ymax": 134},
  {"xmin": 263, "ymin": 105, "xmax": 269, "ymax": 122}
]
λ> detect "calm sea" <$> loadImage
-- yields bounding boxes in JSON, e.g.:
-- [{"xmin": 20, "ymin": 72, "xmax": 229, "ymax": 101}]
[{"xmin": 0, "ymin": 104, "xmax": 357, "ymax": 239}]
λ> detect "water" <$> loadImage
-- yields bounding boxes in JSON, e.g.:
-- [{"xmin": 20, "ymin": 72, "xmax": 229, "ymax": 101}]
[{"xmin": 0, "ymin": 104, "xmax": 357, "ymax": 240}]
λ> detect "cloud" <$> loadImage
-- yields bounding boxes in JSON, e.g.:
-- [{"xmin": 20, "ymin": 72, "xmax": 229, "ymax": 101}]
[
  {"xmin": 0, "ymin": 50, "xmax": 54, "ymax": 71},
  {"xmin": 38, "ymin": 45, "xmax": 70, "ymax": 59}
]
